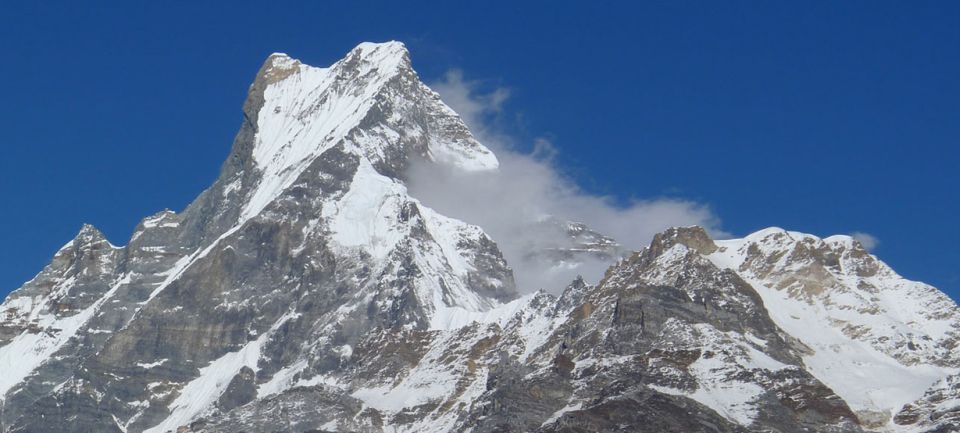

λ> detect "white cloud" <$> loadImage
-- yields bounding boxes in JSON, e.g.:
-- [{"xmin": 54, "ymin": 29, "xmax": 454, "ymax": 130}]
[
  {"xmin": 427, "ymin": 69, "xmax": 510, "ymax": 137},
  {"xmin": 408, "ymin": 70, "xmax": 725, "ymax": 293},
  {"xmin": 851, "ymin": 232, "xmax": 879, "ymax": 251}
]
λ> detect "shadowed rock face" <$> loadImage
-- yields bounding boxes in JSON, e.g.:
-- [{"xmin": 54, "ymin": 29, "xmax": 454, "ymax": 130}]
[
  {"xmin": 0, "ymin": 41, "xmax": 516, "ymax": 433},
  {"xmin": 1, "ymin": 42, "xmax": 958, "ymax": 433}
]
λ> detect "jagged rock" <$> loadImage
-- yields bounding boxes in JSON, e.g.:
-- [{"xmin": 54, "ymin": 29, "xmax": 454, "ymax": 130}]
[{"xmin": 1, "ymin": 41, "xmax": 958, "ymax": 433}]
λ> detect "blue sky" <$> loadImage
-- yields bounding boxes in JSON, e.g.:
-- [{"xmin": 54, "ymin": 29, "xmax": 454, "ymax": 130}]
[{"xmin": 1, "ymin": 1, "xmax": 957, "ymax": 300}]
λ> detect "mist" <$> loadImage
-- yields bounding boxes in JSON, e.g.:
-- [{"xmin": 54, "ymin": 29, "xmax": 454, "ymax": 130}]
[{"xmin": 407, "ymin": 70, "xmax": 725, "ymax": 293}]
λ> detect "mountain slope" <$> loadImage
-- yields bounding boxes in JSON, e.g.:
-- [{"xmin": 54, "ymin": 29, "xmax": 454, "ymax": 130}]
[
  {"xmin": 0, "ymin": 41, "xmax": 515, "ymax": 433},
  {"xmin": 0, "ymin": 41, "xmax": 957, "ymax": 433},
  {"xmin": 706, "ymin": 228, "xmax": 960, "ymax": 430}
]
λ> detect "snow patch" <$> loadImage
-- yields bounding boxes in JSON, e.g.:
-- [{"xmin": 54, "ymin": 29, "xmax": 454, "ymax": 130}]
[
  {"xmin": 144, "ymin": 311, "xmax": 299, "ymax": 433},
  {"xmin": 708, "ymin": 229, "xmax": 960, "ymax": 423}
]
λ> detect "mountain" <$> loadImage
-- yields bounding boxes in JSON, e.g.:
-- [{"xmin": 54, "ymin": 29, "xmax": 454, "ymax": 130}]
[{"xmin": 1, "ymin": 41, "xmax": 957, "ymax": 433}]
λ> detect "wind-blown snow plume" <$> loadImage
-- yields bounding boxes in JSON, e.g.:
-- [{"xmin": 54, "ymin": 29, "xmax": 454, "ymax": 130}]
[
  {"xmin": 851, "ymin": 231, "xmax": 879, "ymax": 251},
  {"xmin": 407, "ymin": 70, "xmax": 724, "ymax": 293}
]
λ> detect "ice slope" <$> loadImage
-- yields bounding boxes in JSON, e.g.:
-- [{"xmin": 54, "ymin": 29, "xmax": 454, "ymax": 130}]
[
  {"xmin": 0, "ymin": 274, "xmax": 127, "ymax": 398},
  {"xmin": 0, "ymin": 226, "xmax": 123, "ymax": 402},
  {"xmin": 243, "ymin": 42, "xmax": 497, "ymax": 222},
  {"xmin": 142, "ymin": 310, "xmax": 301, "ymax": 433},
  {"xmin": 706, "ymin": 227, "xmax": 960, "ymax": 428}
]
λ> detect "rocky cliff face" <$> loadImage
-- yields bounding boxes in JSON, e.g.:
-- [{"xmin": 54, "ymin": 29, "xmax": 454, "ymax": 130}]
[{"xmin": 1, "ymin": 42, "xmax": 957, "ymax": 433}]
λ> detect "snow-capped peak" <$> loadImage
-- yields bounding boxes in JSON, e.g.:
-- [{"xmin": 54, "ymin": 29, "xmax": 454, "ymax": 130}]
[
  {"xmin": 236, "ymin": 41, "xmax": 497, "ymax": 223},
  {"xmin": 6, "ymin": 41, "xmax": 959, "ymax": 433},
  {"xmin": 261, "ymin": 52, "xmax": 299, "ymax": 72},
  {"xmin": 705, "ymin": 227, "xmax": 960, "ymax": 428},
  {"xmin": 62, "ymin": 223, "xmax": 114, "ymax": 251}
]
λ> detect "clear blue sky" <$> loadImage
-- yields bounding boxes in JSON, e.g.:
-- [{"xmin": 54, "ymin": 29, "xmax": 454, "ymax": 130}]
[{"xmin": 1, "ymin": 1, "xmax": 957, "ymax": 300}]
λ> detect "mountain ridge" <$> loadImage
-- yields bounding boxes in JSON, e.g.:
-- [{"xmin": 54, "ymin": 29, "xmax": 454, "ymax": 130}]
[{"xmin": 1, "ymin": 41, "xmax": 958, "ymax": 433}]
